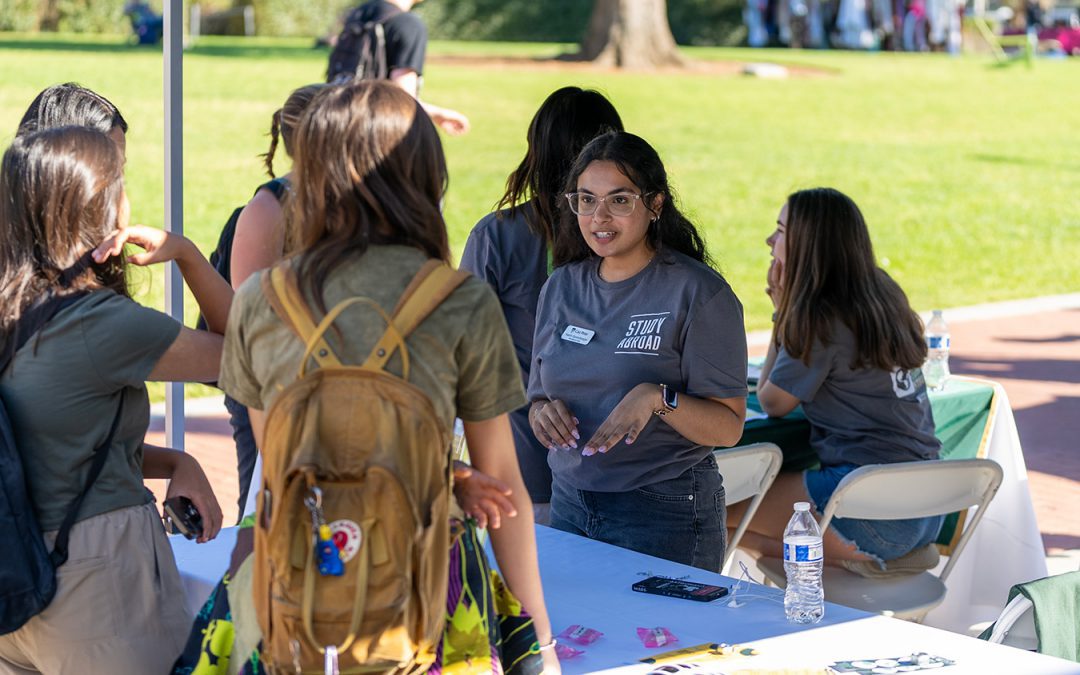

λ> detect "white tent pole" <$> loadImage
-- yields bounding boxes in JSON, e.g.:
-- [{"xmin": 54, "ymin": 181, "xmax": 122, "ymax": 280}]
[{"xmin": 164, "ymin": 0, "xmax": 185, "ymax": 450}]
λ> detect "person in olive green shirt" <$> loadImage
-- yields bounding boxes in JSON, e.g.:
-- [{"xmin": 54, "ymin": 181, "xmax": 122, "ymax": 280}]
[{"xmin": 0, "ymin": 124, "xmax": 231, "ymax": 672}]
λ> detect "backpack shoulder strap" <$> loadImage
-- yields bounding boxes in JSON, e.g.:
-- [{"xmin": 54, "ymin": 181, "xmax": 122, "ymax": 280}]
[
  {"xmin": 260, "ymin": 266, "xmax": 342, "ymax": 374},
  {"xmin": 360, "ymin": 260, "xmax": 469, "ymax": 374},
  {"xmin": 49, "ymin": 397, "xmax": 124, "ymax": 567},
  {"xmin": 1, "ymin": 293, "xmax": 89, "ymax": 373}
]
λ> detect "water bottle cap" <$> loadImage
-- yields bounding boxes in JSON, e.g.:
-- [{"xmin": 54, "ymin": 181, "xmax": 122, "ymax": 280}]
[{"xmin": 794, "ymin": 501, "xmax": 811, "ymax": 512}]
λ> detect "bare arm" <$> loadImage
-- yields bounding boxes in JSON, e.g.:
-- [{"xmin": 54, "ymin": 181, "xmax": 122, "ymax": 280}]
[
  {"xmin": 231, "ymin": 188, "xmax": 286, "ymax": 290},
  {"xmin": 757, "ymin": 337, "xmax": 800, "ymax": 418},
  {"xmin": 463, "ymin": 416, "xmax": 555, "ymax": 657},
  {"xmin": 143, "ymin": 443, "xmax": 223, "ymax": 542},
  {"xmin": 93, "ymin": 225, "xmax": 232, "ymax": 383},
  {"xmin": 581, "ymin": 384, "xmax": 745, "ymax": 455},
  {"xmin": 390, "ymin": 68, "xmax": 470, "ymax": 135},
  {"xmin": 661, "ymin": 391, "xmax": 746, "ymax": 448}
]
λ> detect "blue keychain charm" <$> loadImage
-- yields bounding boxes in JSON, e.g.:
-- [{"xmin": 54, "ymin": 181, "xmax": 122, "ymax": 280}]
[
  {"xmin": 305, "ymin": 486, "xmax": 345, "ymax": 577},
  {"xmin": 316, "ymin": 524, "xmax": 345, "ymax": 576}
]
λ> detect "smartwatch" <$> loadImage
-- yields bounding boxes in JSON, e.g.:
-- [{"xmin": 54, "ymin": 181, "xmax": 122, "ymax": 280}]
[{"xmin": 654, "ymin": 383, "xmax": 679, "ymax": 416}]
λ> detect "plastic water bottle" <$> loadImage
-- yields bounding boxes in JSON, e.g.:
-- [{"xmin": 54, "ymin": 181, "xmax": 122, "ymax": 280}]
[
  {"xmin": 924, "ymin": 310, "xmax": 951, "ymax": 391},
  {"xmin": 783, "ymin": 502, "xmax": 824, "ymax": 624}
]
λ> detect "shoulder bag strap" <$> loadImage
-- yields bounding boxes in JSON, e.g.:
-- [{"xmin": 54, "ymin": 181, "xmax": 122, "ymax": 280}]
[
  {"xmin": 49, "ymin": 397, "xmax": 125, "ymax": 567},
  {"xmin": 0, "ymin": 291, "xmax": 116, "ymax": 568}
]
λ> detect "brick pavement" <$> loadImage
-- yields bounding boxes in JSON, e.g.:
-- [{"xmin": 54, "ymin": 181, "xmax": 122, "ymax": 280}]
[{"xmin": 148, "ymin": 297, "xmax": 1080, "ymax": 562}]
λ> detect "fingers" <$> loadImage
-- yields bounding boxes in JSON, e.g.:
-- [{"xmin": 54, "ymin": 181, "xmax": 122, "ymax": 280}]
[
  {"xmin": 92, "ymin": 229, "xmax": 130, "ymax": 263},
  {"xmin": 452, "ymin": 460, "xmax": 473, "ymax": 480},
  {"xmin": 536, "ymin": 400, "xmax": 579, "ymax": 449},
  {"xmin": 471, "ymin": 506, "xmax": 489, "ymax": 530},
  {"xmin": 584, "ymin": 420, "xmax": 637, "ymax": 456},
  {"xmin": 186, "ymin": 490, "xmax": 222, "ymax": 543}
]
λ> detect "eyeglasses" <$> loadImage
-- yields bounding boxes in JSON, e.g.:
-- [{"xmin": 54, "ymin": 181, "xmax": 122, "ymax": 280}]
[{"xmin": 564, "ymin": 192, "xmax": 645, "ymax": 217}]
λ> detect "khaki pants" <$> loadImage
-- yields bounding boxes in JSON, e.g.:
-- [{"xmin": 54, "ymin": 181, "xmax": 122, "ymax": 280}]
[{"xmin": 0, "ymin": 502, "xmax": 192, "ymax": 674}]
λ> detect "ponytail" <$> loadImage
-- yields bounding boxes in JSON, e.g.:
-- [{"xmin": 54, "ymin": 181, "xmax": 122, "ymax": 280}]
[{"xmin": 260, "ymin": 108, "xmax": 283, "ymax": 178}]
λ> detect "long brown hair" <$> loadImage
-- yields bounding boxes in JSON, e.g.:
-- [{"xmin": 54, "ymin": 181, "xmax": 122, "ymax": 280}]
[
  {"xmin": 0, "ymin": 127, "xmax": 128, "ymax": 335},
  {"xmin": 775, "ymin": 187, "xmax": 925, "ymax": 371},
  {"xmin": 287, "ymin": 81, "xmax": 449, "ymax": 312},
  {"xmin": 260, "ymin": 83, "xmax": 328, "ymax": 178},
  {"xmin": 495, "ymin": 87, "xmax": 622, "ymax": 243}
]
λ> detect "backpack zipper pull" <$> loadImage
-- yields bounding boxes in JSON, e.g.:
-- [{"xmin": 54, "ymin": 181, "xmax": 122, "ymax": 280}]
[
  {"xmin": 305, "ymin": 486, "xmax": 344, "ymax": 576},
  {"xmin": 324, "ymin": 645, "xmax": 340, "ymax": 675}
]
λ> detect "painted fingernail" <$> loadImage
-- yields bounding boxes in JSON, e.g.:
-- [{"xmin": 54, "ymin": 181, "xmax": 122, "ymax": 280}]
[
  {"xmin": 582, "ymin": 447, "xmax": 595, "ymax": 456},
  {"xmin": 598, "ymin": 445, "xmax": 608, "ymax": 453},
  {"xmin": 571, "ymin": 430, "xmax": 580, "ymax": 440},
  {"xmin": 569, "ymin": 440, "xmax": 578, "ymax": 448}
]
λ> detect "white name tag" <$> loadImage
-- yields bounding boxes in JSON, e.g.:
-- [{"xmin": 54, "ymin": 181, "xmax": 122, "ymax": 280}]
[{"xmin": 561, "ymin": 325, "xmax": 595, "ymax": 345}]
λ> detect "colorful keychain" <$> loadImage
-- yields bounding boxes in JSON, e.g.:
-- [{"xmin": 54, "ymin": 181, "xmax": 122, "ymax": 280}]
[{"xmin": 305, "ymin": 486, "xmax": 344, "ymax": 576}]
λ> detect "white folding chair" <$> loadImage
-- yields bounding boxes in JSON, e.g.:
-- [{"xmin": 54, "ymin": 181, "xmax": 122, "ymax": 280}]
[
  {"xmin": 755, "ymin": 458, "xmax": 1004, "ymax": 622},
  {"xmin": 986, "ymin": 594, "xmax": 1038, "ymax": 651},
  {"xmin": 713, "ymin": 443, "xmax": 783, "ymax": 573}
]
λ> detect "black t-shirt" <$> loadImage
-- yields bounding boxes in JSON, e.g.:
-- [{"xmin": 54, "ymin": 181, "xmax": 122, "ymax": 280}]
[{"xmin": 354, "ymin": 0, "xmax": 427, "ymax": 76}]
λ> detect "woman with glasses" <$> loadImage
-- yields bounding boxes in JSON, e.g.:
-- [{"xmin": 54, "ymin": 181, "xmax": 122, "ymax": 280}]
[
  {"xmin": 526, "ymin": 131, "xmax": 747, "ymax": 571},
  {"xmin": 460, "ymin": 87, "xmax": 623, "ymax": 524}
]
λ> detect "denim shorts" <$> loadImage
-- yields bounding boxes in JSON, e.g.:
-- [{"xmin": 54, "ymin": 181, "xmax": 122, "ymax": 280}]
[
  {"xmin": 549, "ymin": 455, "xmax": 726, "ymax": 572},
  {"xmin": 805, "ymin": 463, "xmax": 944, "ymax": 564}
]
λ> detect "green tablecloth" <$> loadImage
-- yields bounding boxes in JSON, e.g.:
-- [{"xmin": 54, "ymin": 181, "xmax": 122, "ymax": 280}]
[{"xmin": 735, "ymin": 378, "xmax": 996, "ymax": 545}]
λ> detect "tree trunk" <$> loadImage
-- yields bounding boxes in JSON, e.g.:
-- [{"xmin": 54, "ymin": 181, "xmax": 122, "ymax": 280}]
[
  {"xmin": 39, "ymin": 0, "xmax": 60, "ymax": 31},
  {"xmin": 576, "ymin": 0, "xmax": 684, "ymax": 68}
]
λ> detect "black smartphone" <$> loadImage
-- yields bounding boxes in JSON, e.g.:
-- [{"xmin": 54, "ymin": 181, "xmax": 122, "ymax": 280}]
[
  {"xmin": 163, "ymin": 496, "xmax": 204, "ymax": 540},
  {"xmin": 632, "ymin": 576, "xmax": 729, "ymax": 602}
]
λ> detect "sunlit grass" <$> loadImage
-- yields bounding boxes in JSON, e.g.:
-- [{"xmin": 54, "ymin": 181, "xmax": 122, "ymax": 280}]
[{"xmin": 1, "ymin": 34, "xmax": 1077, "ymax": 402}]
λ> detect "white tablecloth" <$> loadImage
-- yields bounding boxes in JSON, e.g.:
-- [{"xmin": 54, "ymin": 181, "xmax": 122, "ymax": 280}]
[
  {"xmin": 171, "ymin": 524, "xmax": 1075, "ymax": 674},
  {"xmin": 923, "ymin": 381, "xmax": 1048, "ymax": 633}
]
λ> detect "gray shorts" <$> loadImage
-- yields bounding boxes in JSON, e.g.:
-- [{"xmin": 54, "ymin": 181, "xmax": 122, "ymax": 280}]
[{"xmin": 0, "ymin": 502, "xmax": 192, "ymax": 674}]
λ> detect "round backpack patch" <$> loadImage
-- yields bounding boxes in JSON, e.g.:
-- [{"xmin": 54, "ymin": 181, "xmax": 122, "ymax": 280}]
[{"xmin": 328, "ymin": 519, "xmax": 362, "ymax": 563}]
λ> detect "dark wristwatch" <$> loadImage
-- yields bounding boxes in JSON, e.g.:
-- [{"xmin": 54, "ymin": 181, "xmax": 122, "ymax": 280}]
[{"xmin": 654, "ymin": 383, "xmax": 679, "ymax": 416}]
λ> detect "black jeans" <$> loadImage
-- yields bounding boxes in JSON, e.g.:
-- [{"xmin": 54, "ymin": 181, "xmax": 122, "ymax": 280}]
[
  {"xmin": 224, "ymin": 394, "xmax": 258, "ymax": 523},
  {"xmin": 550, "ymin": 454, "xmax": 726, "ymax": 572}
]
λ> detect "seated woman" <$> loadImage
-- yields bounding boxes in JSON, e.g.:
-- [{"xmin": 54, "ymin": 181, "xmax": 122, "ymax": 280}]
[
  {"xmin": 732, "ymin": 187, "xmax": 943, "ymax": 572},
  {"xmin": 528, "ymin": 131, "xmax": 747, "ymax": 572},
  {"xmin": 214, "ymin": 81, "xmax": 558, "ymax": 674},
  {"xmin": 0, "ymin": 127, "xmax": 228, "ymax": 673}
]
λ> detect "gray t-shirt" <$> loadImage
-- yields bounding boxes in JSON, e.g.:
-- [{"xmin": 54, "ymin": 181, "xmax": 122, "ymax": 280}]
[
  {"xmin": 528, "ymin": 250, "xmax": 747, "ymax": 492},
  {"xmin": 460, "ymin": 206, "xmax": 552, "ymax": 501},
  {"xmin": 0, "ymin": 291, "xmax": 181, "ymax": 531},
  {"xmin": 768, "ymin": 321, "xmax": 940, "ymax": 466}
]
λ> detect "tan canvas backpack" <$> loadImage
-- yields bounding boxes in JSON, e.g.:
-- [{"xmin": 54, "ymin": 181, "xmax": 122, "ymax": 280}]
[{"xmin": 254, "ymin": 260, "xmax": 468, "ymax": 674}]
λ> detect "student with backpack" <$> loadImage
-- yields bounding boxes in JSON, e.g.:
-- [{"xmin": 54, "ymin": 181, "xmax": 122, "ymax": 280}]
[
  {"xmin": 217, "ymin": 81, "xmax": 558, "ymax": 674},
  {"xmin": 213, "ymin": 82, "xmax": 518, "ymax": 524},
  {"xmin": 460, "ymin": 87, "xmax": 624, "ymax": 524},
  {"xmin": 0, "ymin": 127, "xmax": 229, "ymax": 673},
  {"xmin": 327, "ymin": 0, "xmax": 470, "ymax": 135}
]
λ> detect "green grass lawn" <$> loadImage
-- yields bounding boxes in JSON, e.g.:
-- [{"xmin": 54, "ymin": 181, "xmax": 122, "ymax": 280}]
[{"xmin": 1, "ymin": 34, "xmax": 1077, "ymax": 345}]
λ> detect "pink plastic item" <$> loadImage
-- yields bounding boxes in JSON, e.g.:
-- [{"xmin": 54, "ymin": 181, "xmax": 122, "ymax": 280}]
[
  {"xmin": 637, "ymin": 627, "xmax": 679, "ymax": 648},
  {"xmin": 554, "ymin": 643, "xmax": 584, "ymax": 659},
  {"xmin": 558, "ymin": 624, "xmax": 604, "ymax": 645}
]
